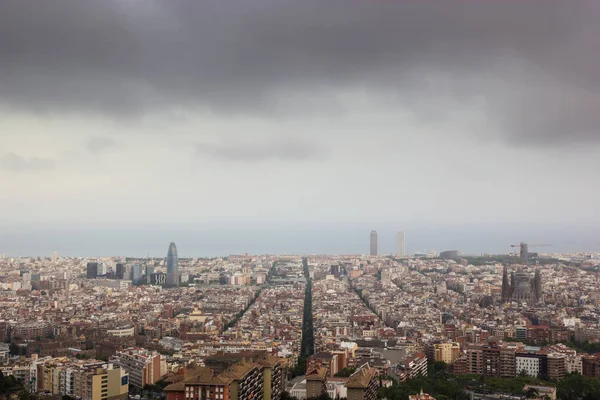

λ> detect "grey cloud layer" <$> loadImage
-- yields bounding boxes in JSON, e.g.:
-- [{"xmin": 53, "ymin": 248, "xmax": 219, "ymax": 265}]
[
  {"xmin": 0, "ymin": 152, "xmax": 55, "ymax": 172},
  {"xmin": 0, "ymin": 0, "xmax": 598, "ymax": 145},
  {"xmin": 86, "ymin": 137, "xmax": 118, "ymax": 155},
  {"xmin": 196, "ymin": 138, "xmax": 326, "ymax": 162}
]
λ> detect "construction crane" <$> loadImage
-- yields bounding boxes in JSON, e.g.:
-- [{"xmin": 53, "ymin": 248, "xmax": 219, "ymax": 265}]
[{"xmin": 510, "ymin": 242, "xmax": 551, "ymax": 262}]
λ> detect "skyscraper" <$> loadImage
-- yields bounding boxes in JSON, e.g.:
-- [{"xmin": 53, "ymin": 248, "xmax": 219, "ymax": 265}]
[
  {"xmin": 145, "ymin": 265, "xmax": 155, "ymax": 284},
  {"xmin": 166, "ymin": 242, "xmax": 179, "ymax": 287},
  {"xmin": 86, "ymin": 262, "xmax": 99, "ymax": 279},
  {"xmin": 370, "ymin": 230, "xmax": 378, "ymax": 256},
  {"xmin": 131, "ymin": 264, "xmax": 142, "ymax": 285},
  {"xmin": 97, "ymin": 262, "xmax": 107, "ymax": 277},
  {"xmin": 115, "ymin": 263, "xmax": 125, "ymax": 279},
  {"xmin": 397, "ymin": 231, "xmax": 406, "ymax": 257}
]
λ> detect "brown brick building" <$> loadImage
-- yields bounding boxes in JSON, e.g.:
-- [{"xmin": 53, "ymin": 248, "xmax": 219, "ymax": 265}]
[
  {"xmin": 582, "ymin": 354, "xmax": 600, "ymax": 379},
  {"xmin": 346, "ymin": 365, "xmax": 379, "ymax": 400},
  {"xmin": 164, "ymin": 352, "xmax": 284, "ymax": 400}
]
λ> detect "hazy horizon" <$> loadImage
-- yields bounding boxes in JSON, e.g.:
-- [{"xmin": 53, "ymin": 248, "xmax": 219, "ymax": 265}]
[
  {"xmin": 1, "ymin": 223, "xmax": 598, "ymax": 258},
  {"xmin": 2, "ymin": 1, "xmax": 599, "ymax": 257}
]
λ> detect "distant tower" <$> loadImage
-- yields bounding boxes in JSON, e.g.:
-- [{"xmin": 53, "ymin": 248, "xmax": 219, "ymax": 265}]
[
  {"xmin": 145, "ymin": 265, "xmax": 155, "ymax": 277},
  {"xmin": 131, "ymin": 264, "xmax": 142, "ymax": 285},
  {"xmin": 501, "ymin": 266, "xmax": 510, "ymax": 303},
  {"xmin": 97, "ymin": 263, "xmax": 107, "ymax": 277},
  {"xmin": 86, "ymin": 262, "xmax": 99, "ymax": 279},
  {"xmin": 115, "ymin": 263, "xmax": 125, "ymax": 280},
  {"xmin": 370, "ymin": 231, "xmax": 378, "ymax": 256},
  {"xmin": 510, "ymin": 271, "xmax": 515, "ymax": 291},
  {"xmin": 166, "ymin": 242, "xmax": 179, "ymax": 287},
  {"xmin": 520, "ymin": 242, "xmax": 529, "ymax": 262},
  {"xmin": 397, "ymin": 231, "xmax": 406, "ymax": 257},
  {"xmin": 534, "ymin": 268, "xmax": 542, "ymax": 302},
  {"xmin": 51, "ymin": 252, "xmax": 57, "ymax": 262}
]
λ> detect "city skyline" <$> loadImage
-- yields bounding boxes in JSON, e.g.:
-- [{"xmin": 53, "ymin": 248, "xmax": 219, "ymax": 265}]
[
  {"xmin": 1, "ymin": 224, "xmax": 598, "ymax": 258},
  {"xmin": 3, "ymin": 247, "xmax": 599, "ymax": 399},
  {"xmin": 1, "ymin": 2, "xmax": 599, "ymax": 400}
]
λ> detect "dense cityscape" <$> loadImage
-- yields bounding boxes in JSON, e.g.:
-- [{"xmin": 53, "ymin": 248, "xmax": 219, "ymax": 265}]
[
  {"xmin": 1, "ymin": 3, "xmax": 599, "ymax": 400},
  {"xmin": 1, "ymin": 233, "xmax": 600, "ymax": 400}
]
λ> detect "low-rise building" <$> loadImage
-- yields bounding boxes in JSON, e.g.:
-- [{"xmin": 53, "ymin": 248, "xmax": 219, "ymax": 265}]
[{"xmin": 410, "ymin": 389, "xmax": 436, "ymax": 400}]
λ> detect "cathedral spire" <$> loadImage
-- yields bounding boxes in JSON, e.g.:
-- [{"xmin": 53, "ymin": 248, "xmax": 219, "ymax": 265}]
[
  {"xmin": 534, "ymin": 268, "xmax": 542, "ymax": 303},
  {"xmin": 501, "ymin": 266, "xmax": 510, "ymax": 303}
]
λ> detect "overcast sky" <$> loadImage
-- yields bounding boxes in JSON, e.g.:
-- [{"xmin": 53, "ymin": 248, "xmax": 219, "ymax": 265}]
[{"xmin": 1, "ymin": 0, "xmax": 599, "ymax": 256}]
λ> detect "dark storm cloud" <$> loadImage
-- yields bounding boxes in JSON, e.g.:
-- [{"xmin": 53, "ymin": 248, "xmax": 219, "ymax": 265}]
[
  {"xmin": 0, "ymin": 0, "xmax": 599, "ymax": 145},
  {"xmin": 0, "ymin": 153, "xmax": 55, "ymax": 172},
  {"xmin": 196, "ymin": 139, "xmax": 326, "ymax": 162}
]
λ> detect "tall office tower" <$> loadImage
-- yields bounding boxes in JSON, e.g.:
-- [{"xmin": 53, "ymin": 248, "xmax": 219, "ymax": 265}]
[
  {"xmin": 86, "ymin": 262, "xmax": 99, "ymax": 279},
  {"xmin": 115, "ymin": 263, "xmax": 125, "ymax": 279},
  {"xmin": 145, "ymin": 265, "xmax": 155, "ymax": 284},
  {"xmin": 131, "ymin": 264, "xmax": 143, "ymax": 285},
  {"xmin": 97, "ymin": 262, "xmax": 107, "ymax": 277},
  {"xmin": 370, "ymin": 230, "xmax": 378, "ymax": 256},
  {"xmin": 145, "ymin": 265, "xmax": 155, "ymax": 277},
  {"xmin": 51, "ymin": 252, "xmax": 57, "ymax": 262},
  {"xmin": 397, "ymin": 231, "xmax": 406, "ymax": 257},
  {"xmin": 166, "ymin": 242, "xmax": 179, "ymax": 287}
]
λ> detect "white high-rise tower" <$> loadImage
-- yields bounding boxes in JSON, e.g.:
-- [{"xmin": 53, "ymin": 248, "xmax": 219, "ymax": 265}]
[
  {"xmin": 397, "ymin": 231, "xmax": 406, "ymax": 257},
  {"xmin": 370, "ymin": 230, "xmax": 378, "ymax": 256}
]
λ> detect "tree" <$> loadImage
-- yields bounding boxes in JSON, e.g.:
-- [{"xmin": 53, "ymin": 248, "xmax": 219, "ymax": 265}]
[
  {"xmin": 432, "ymin": 361, "xmax": 447, "ymax": 374},
  {"xmin": 281, "ymin": 391, "xmax": 298, "ymax": 400},
  {"xmin": 19, "ymin": 391, "xmax": 39, "ymax": 400},
  {"xmin": 524, "ymin": 387, "xmax": 539, "ymax": 399},
  {"xmin": 0, "ymin": 371, "xmax": 27, "ymax": 398},
  {"xmin": 335, "ymin": 367, "xmax": 356, "ymax": 377},
  {"xmin": 143, "ymin": 383, "xmax": 163, "ymax": 393},
  {"xmin": 557, "ymin": 373, "xmax": 600, "ymax": 400},
  {"xmin": 9, "ymin": 342, "xmax": 22, "ymax": 356},
  {"xmin": 307, "ymin": 395, "xmax": 331, "ymax": 400},
  {"xmin": 290, "ymin": 356, "xmax": 308, "ymax": 378}
]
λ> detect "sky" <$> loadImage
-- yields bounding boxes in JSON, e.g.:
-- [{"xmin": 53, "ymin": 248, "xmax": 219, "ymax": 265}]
[{"xmin": 1, "ymin": 0, "xmax": 599, "ymax": 257}]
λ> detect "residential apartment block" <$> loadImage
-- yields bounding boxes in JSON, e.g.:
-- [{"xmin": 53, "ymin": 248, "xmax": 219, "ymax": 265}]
[
  {"xmin": 164, "ymin": 351, "xmax": 284, "ymax": 400},
  {"xmin": 110, "ymin": 348, "xmax": 162, "ymax": 389}
]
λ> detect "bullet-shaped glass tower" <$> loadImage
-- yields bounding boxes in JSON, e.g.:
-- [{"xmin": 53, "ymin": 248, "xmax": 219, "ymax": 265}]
[{"xmin": 166, "ymin": 242, "xmax": 179, "ymax": 287}]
